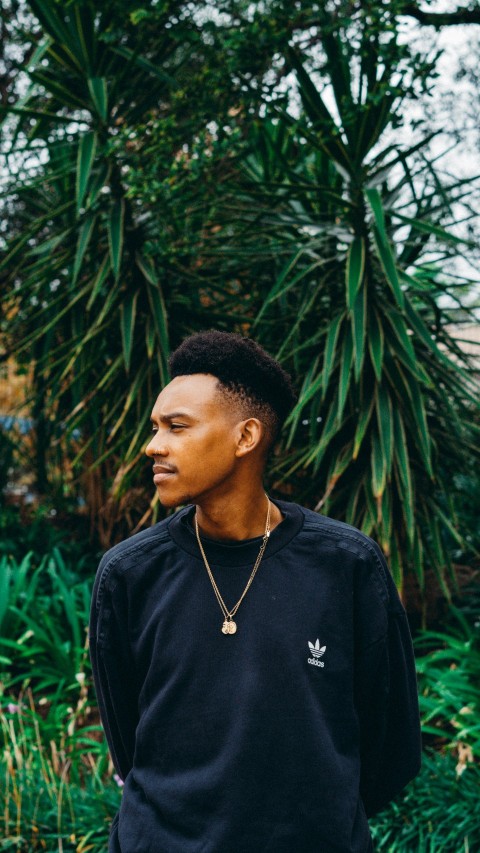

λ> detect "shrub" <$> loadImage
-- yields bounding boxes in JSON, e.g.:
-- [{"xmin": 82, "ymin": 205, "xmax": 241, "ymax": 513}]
[
  {"xmin": 0, "ymin": 689, "xmax": 120, "ymax": 852},
  {"xmin": 415, "ymin": 610, "xmax": 480, "ymax": 762},
  {"xmin": 371, "ymin": 751, "xmax": 480, "ymax": 852},
  {"xmin": 0, "ymin": 549, "xmax": 92, "ymax": 691}
]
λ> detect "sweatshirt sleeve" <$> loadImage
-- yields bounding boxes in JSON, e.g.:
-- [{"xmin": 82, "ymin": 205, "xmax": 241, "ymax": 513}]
[
  {"xmin": 354, "ymin": 548, "xmax": 422, "ymax": 817},
  {"xmin": 89, "ymin": 553, "xmax": 140, "ymax": 781}
]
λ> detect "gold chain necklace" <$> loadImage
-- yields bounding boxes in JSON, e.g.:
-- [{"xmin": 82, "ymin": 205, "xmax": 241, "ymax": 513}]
[{"xmin": 194, "ymin": 497, "xmax": 272, "ymax": 635}]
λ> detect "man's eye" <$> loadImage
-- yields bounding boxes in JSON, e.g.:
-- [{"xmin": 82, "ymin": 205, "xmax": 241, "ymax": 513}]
[{"xmin": 170, "ymin": 423, "xmax": 184, "ymax": 431}]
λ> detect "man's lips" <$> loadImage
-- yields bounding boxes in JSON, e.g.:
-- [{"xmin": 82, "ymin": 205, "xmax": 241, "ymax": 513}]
[{"xmin": 153, "ymin": 464, "xmax": 176, "ymax": 483}]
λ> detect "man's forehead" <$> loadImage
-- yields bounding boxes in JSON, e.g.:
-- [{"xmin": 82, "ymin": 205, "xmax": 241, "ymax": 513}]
[{"xmin": 151, "ymin": 373, "xmax": 221, "ymax": 417}]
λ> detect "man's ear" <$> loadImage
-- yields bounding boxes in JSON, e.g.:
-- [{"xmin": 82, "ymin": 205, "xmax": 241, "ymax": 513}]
[{"xmin": 235, "ymin": 418, "xmax": 265, "ymax": 458}]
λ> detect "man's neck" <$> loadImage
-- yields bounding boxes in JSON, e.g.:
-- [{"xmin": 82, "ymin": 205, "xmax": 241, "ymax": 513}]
[{"xmin": 195, "ymin": 488, "xmax": 283, "ymax": 541}]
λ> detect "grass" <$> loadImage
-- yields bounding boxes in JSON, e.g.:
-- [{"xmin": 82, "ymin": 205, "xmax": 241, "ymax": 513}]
[{"xmin": 0, "ymin": 688, "xmax": 121, "ymax": 853}]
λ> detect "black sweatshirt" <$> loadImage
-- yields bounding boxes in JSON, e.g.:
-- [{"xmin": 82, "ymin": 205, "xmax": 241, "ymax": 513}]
[{"xmin": 89, "ymin": 500, "xmax": 421, "ymax": 853}]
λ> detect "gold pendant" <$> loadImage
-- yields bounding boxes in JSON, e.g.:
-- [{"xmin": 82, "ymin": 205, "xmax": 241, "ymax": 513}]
[{"xmin": 222, "ymin": 619, "xmax": 237, "ymax": 635}]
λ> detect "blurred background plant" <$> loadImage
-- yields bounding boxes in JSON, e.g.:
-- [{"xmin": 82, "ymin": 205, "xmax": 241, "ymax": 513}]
[
  {"xmin": 0, "ymin": 548, "xmax": 92, "ymax": 690},
  {"xmin": 0, "ymin": 688, "xmax": 120, "ymax": 852},
  {"xmin": 1, "ymin": 0, "xmax": 478, "ymax": 595},
  {"xmin": 1, "ymin": 0, "xmax": 479, "ymax": 850}
]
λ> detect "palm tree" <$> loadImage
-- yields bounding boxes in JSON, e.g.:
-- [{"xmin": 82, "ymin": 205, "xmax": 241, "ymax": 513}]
[
  {"xmin": 180, "ymin": 3, "xmax": 479, "ymax": 596},
  {"xmin": 1, "ymin": 0, "xmax": 478, "ymax": 597}
]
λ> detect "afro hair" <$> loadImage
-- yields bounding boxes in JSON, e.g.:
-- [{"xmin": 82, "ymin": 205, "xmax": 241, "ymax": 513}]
[{"xmin": 168, "ymin": 331, "xmax": 297, "ymax": 440}]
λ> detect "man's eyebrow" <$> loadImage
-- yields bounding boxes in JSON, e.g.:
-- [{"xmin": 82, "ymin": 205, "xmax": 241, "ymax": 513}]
[{"xmin": 150, "ymin": 411, "xmax": 194, "ymax": 423}]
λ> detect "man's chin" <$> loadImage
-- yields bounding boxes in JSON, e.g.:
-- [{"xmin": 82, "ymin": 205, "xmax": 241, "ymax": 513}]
[{"xmin": 156, "ymin": 488, "xmax": 192, "ymax": 509}]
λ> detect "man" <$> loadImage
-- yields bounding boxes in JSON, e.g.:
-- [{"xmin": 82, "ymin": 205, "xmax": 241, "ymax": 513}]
[{"xmin": 89, "ymin": 330, "xmax": 421, "ymax": 853}]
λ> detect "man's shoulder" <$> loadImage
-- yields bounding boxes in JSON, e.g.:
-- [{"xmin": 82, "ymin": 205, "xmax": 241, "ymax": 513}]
[
  {"xmin": 102, "ymin": 516, "xmax": 173, "ymax": 565},
  {"xmin": 292, "ymin": 502, "xmax": 383, "ymax": 556},
  {"xmin": 284, "ymin": 501, "xmax": 390, "ymax": 595},
  {"xmin": 92, "ymin": 513, "xmax": 184, "ymax": 612}
]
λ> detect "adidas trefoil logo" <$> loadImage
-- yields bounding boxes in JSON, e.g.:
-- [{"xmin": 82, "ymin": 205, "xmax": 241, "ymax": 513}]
[{"xmin": 308, "ymin": 639, "xmax": 326, "ymax": 667}]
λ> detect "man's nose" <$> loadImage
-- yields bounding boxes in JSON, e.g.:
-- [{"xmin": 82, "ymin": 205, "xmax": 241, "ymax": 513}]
[{"xmin": 145, "ymin": 434, "xmax": 168, "ymax": 458}]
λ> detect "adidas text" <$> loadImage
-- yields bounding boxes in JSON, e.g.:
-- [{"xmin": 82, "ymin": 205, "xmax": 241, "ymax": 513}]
[{"xmin": 307, "ymin": 639, "xmax": 326, "ymax": 668}]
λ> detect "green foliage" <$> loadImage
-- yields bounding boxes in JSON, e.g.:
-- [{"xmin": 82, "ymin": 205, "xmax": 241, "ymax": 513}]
[
  {"xmin": 370, "ymin": 752, "xmax": 480, "ymax": 852},
  {"xmin": 0, "ymin": 690, "xmax": 120, "ymax": 852},
  {"xmin": 1, "ymin": 0, "xmax": 479, "ymax": 593},
  {"xmin": 0, "ymin": 535, "xmax": 118, "ymax": 850},
  {"xmin": 416, "ymin": 611, "xmax": 480, "ymax": 759},
  {"xmin": 0, "ymin": 503, "xmax": 97, "ymax": 566},
  {"xmin": 368, "ymin": 610, "xmax": 480, "ymax": 851},
  {"xmin": 184, "ymin": 6, "xmax": 479, "ymax": 592},
  {"xmin": 0, "ymin": 548, "xmax": 92, "ymax": 691},
  {"xmin": 0, "ymin": 430, "xmax": 15, "ymax": 503}
]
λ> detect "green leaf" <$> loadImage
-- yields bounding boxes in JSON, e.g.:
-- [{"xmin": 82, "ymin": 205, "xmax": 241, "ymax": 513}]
[
  {"xmin": 108, "ymin": 368, "xmax": 148, "ymax": 443},
  {"xmin": 73, "ymin": 4, "xmax": 95, "ymax": 72},
  {"xmin": 337, "ymin": 325, "xmax": 354, "ymax": 422},
  {"xmin": 0, "ymin": 559, "xmax": 10, "ymax": 629},
  {"xmin": 360, "ymin": 483, "xmax": 376, "ymax": 536},
  {"xmin": 137, "ymin": 254, "xmax": 170, "ymax": 383},
  {"xmin": 368, "ymin": 309, "xmax": 384, "ymax": 382},
  {"xmin": 366, "ymin": 188, "xmax": 404, "ymax": 308},
  {"xmin": 371, "ymin": 429, "xmax": 386, "ymax": 499},
  {"xmin": 287, "ymin": 47, "xmax": 352, "ymax": 173},
  {"xmin": 27, "ymin": 0, "xmax": 74, "ymax": 53},
  {"xmin": 125, "ymin": 409, "xmax": 151, "ymax": 462},
  {"xmin": 317, "ymin": 443, "xmax": 353, "ymax": 510},
  {"xmin": 87, "ymin": 161, "xmax": 110, "ymax": 207},
  {"xmin": 376, "ymin": 383, "xmax": 393, "ymax": 475},
  {"xmin": 345, "ymin": 480, "xmax": 362, "ymax": 525},
  {"xmin": 351, "ymin": 285, "xmax": 366, "ymax": 382},
  {"xmin": 379, "ymin": 488, "xmax": 393, "ymax": 556},
  {"xmin": 111, "ymin": 46, "xmax": 178, "ymax": 88},
  {"xmin": 307, "ymin": 402, "xmax": 340, "ymax": 471},
  {"xmin": 120, "ymin": 290, "xmax": 138, "ymax": 373},
  {"xmin": 0, "ymin": 104, "xmax": 73, "ymax": 125},
  {"xmin": 401, "ymin": 369, "xmax": 433, "ymax": 477},
  {"xmin": 145, "ymin": 317, "xmax": 156, "ymax": 359},
  {"xmin": 86, "ymin": 253, "xmax": 111, "ymax": 310},
  {"xmin": 404, "ymin": 295, "xmax": 469, "ymax": 377},
  {"xmin": 321, "ymin": 313, "xmax": 344, "ymax": 396},
  {"xmin": 389, "ymin": 534, "xmax": 403, "ymax": 592},
  {"xmin": 285, "ymin": 354, "xmax": 320, "ymax": 445},
  {"xmin": 76, "ymin": 131, "xmax": 97, "ymax": 212},
  {"xmin": 29, "ymin": 70, "xmax": 88, "ymax": 110},
  {"xmin": 254, "ymin": 256, "xmax": 323, "ymax": 328},
  {"xmin": 392, "ymin": 408, "xmax": 414, "ymax": 544},
  {"xmin": 365, "ymin": 186, "xmax": 386, "ymax": 229},
  {"xmin": 391, "ymin": 211, "xmax": 475, "ymax": 248},
  {"xmin": 286, "ymin": 369, "xmax": 323, "ymax": 431},
  {"xmin": 30, "ymin": 229, "xmax": 72, "ymax": 256},
  {"xmin": 73, "ymin": 215, "xmax": 96, "ymax": 283},
  {"xmin": 345, "ymin": 237, "xmax": 365, "ymax": 309},
  {"xmin": 385, "ymin": 311, "xmax": 426, "ymax": 380},
  {"xmin": 108, "ymin": 200, "xmax": 125, "ymax": 280},
  {"xmin": 412, "ymin": 531, "xmax": 424, "ymax": 594},
  {"xmin": 87, "ymin": 77, "xmax": 108, "ymax": 121},
  {"xmin": 353, "ymin": 397, "xmax": 374, "ymax": 460},
  {"xmin": 15, "ymin": 283, "xmax": 91, "ymax": 356},
  {"xmin": 387, "ymin": 357, "xmax": 433, "ymax": 478}
]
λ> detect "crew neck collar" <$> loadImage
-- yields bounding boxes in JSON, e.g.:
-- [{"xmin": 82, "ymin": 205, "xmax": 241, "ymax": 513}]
[{"xmin": 168, "ymin": 499, "xmax": 304, "ymax": 567}]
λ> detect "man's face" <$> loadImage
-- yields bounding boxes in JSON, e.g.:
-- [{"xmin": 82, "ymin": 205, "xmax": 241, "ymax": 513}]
[{"xmin": 145, "ymin": 373, "xmax": 242, "ymax": 507}]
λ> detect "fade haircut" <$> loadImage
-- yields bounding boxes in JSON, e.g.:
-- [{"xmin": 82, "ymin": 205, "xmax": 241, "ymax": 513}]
[{"xmin": 168, "ymin": 331, "xmax": 297, "ymax": 443}]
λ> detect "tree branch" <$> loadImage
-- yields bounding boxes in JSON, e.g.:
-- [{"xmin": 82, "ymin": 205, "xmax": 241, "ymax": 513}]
[{"xmin": 402, "ymin": 3, "xmax": 480, "ymax": 28}]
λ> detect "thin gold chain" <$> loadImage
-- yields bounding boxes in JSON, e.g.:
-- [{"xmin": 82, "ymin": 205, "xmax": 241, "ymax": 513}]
[{"xmin": 194, "ymin": 497, "xmax": 271, "ymax": 630}]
